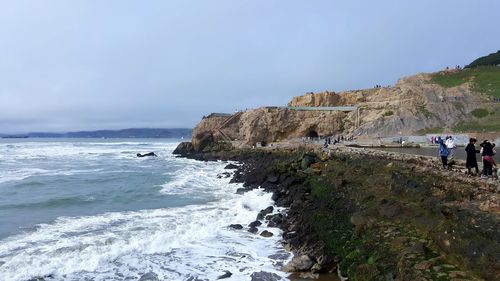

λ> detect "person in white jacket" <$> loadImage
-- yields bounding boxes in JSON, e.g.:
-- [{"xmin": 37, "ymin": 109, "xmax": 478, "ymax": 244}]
[{"xmin": 445, "ymin": 136, "xmax": 457, "ymax": 160}]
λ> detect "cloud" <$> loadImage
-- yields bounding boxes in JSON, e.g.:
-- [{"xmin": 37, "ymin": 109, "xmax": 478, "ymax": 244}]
[{"xmin": 0, "ymin": 0, "xmax": 499, "ymax": 133}]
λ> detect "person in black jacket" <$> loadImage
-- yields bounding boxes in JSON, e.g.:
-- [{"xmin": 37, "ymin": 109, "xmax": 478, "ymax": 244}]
[
  {"xmin": 465, "ymin": 138, "xmax": 479, "ymax": 175},
  {"xmin": 480, "ymin": 140, "xmax": 496, "ymax": 177}
]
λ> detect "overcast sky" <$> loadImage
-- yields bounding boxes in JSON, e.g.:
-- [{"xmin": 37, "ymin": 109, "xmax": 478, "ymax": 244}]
[{"xmin": 1, "ymin": 0, "xmax": 499, "ymax": 133}]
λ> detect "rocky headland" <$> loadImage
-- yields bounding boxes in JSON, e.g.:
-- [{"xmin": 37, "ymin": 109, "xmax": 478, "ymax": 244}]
[
  {"xmin": 173, "ymin": 142, "xmax": 499, "ymax": 281},
  {"xmin": 190, "ymin": 69, "xmax": 499, "ymax": 149},
  {"xmin": 174, "ymin": 66, "xmax": 500, "ymax": 280}
]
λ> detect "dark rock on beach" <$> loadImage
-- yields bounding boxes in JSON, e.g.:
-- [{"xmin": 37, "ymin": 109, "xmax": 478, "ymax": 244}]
[
  {"xmin": 283, "ymin": 255, "xmax": 316, "ymax": 272},
  {"xmin": 27, "ymin": 275, "xmax": 54, "ymax": 281},
  {"xmin": 248, "ymin": 226, "xmax": 259, "ymax": 234},
  {"xmin": 256, "ymin": 206, "xmax": 274, "ymax": 220},
  {"xmin": 138, "ymin": 272, "xmax": 159, "ymax": 281},
  {"xmin": 224, "ymin": 163, "xmax": 238, "ymax": 169},
  {"xmin": 250, "ymin": 271, "xmax": 281, "ymax": 281},
  {"xmin": 228, "ymin": 224, "xmax": 243, "ymax": 230},
  {"xmin": 248, "ymin": 220, "xmax": 262, "ymax": 228},
  {"xmin": 266, "ymin": 213, "xmax": 283, "ymax": 228},
  {"xmin": 260, "ymin": 230, "xmax": 274, "ymax": 237},
  {"xmin": 216, "ymin": 270, "xmax": 232, "ymax": 279}
]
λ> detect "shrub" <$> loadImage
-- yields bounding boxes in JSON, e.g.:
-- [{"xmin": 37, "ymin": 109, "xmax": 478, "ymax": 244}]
[
  {"xmin": 471, "ymin": 108, "xmax": 489, "ymax": 118},
  {"xmin": 383, "ymin": 110, "xmax": 394, "ymax": 117}
]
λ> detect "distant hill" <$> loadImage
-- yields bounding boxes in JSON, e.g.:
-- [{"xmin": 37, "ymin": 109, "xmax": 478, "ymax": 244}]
[
  {"xmin": 1, "ymin": 128, "xmax": 192, "ymax": 138},
  {"xmin": 465, "ymin": 50, "xmax": 500, "ymax": 68}
]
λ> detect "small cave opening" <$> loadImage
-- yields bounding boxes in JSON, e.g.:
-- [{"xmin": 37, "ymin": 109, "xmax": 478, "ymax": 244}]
[{"xmin": 306, "ymin": 130, "xmax": 319, "ymax": 138}]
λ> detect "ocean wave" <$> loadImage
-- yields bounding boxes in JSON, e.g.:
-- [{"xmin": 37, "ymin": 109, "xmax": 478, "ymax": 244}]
[
  {"xmin": 0, "ymin": 189, "xmax": 289, "ymax": 281},
  {"xmin": 0, "ymin": 168, "xmax": 105, "ymax": 184},
  {"xmin": 0, "ymin": 195, "xmax": 96, "ymax": 210},
  {"xmin": 0, "ymin": 141, "xmax": 178, "ymax": 163},
  {"xmin": 159, "ymin": 160, "xmax": 236, "ymax": 199},
  {"xmin": 0, "ymin": 140, "xmax": 290, "ymax": 280}
]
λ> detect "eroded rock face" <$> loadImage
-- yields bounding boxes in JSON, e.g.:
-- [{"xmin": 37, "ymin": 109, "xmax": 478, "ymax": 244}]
[
  {"xmin": 192, "ymin": 107, "xmax": 346, "ymax": 146},
  {"xmin": 289, "ymin": 91, "xmax": 344, "ymax": 107},
  {"xmin": 190, "ymin": 72, "xmax": 495, "ymax": 147}
]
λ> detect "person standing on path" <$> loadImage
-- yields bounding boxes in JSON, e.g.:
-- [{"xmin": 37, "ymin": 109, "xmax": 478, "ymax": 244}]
[
  {"xmin": 445, "ymin": 136, "xmax": 456, "ymax": 161},
  {"xmin": 437, "ymin": 137, "xmax": 449, "ymax": 169},
  {"xmin": 480, "ymin": 140, "xmax": 496, "ymax": 178},
  {"xmin": 465, "ymin": 138, "xmax": 480, "ymax": 175}
]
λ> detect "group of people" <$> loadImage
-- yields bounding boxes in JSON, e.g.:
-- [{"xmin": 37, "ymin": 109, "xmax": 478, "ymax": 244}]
[
  {"xmin": 444, "ymin": 65, "xmax": 463, "ymax": 70},
  {"xmin": 322, "ymin": 135, "xmax": 354, "ymax": 148},
  {"xmin": 437, "ymin": 136, "xmax": 497, "ymax": 178}
]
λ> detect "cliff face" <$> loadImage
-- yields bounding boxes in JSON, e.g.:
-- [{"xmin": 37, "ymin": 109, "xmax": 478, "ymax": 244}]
[
  {"xmin": 191, "ymin": 107, "xmax": 346, "ymax": 148},
  {"xmin": 343, "ymin": 73, "xmax": 489, "ymax": 136},
  {"xmin": 191, "ymin": 72, "xmax": 495, "ymax": 147},
  {"xmin": 290, "ymin": 73, "xmax": 492, "ymax": 136},
  {"xmin": 288, "ymin": 90, "xmax": 362, "ymax": 107}
]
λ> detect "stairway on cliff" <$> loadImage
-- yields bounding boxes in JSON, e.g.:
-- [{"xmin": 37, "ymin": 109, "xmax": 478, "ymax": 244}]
[{"xmin": 216, "ymin": 111, "xmax": 243, "ymax": 141}]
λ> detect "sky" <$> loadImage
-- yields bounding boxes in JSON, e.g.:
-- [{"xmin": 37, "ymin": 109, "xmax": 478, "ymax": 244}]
[{"xmin": 1, "ymin": 0, "xmax": 499, "ymax": 133}]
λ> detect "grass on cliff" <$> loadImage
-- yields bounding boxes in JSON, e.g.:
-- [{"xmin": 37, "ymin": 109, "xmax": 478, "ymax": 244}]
[
  {"xmin": 430, "ymin": 66, "xmax": 500, "ymax": 98},
  {"xmin": 453, "ymin": 106, "xmax": 500, "ymax": 132}
]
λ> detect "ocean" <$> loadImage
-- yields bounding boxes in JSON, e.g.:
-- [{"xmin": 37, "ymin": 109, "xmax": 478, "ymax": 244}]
[{"xmin": 0, "ymin": 139, "xmax": 290, "ymax": 281}]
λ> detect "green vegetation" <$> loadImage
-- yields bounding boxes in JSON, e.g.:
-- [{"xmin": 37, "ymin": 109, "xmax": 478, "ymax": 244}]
[
  {"xmin": 430, "ymin": 66, "xmax": 500, "ymax": 98},
  {"xmin": 471, "ymin": 108, "xmax": 489, "ymax": 118},
  {"xmin": 465, "ymin": 50, "xmax": 500, "ymax": 68},
  {"xmin": 383, "ymin": 110, "xmax": 394, "ymax": 117},
  {"xmin": 453, "ymin": 121, "xmax": 500, "ymax": 132},
  {"xmin": 453, "ymin": 107, "xmax": 500, "ymax": 132},
  {"xmin": 304, "ymin": 155, "xmax": 486, "ymax": 280},
  {"xmin": 431, "ymin": 70, "xmax": 474, "ymax": 88}
]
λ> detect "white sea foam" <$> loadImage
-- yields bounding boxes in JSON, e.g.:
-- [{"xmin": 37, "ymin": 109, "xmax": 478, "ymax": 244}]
[
  {"xmin": 0, "ymin": 141, "xmax": 174, "ymax": 162},
  {"xmin": 0, "ymin": 143, "xmax": 291, "ymax": 281},
  {"xmin": 0, "ymin": 140, "xmax": 176, "ymax": 184},
  {"xmin": 0, "ymin": 191, "xmax": 289, "ymax": 281},
  {"xmin": 159, "ymin": 159, "xmax": 234, "ymax": 199}
]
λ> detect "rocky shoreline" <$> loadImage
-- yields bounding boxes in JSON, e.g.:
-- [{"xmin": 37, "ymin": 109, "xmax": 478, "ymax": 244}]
[{"xmin": 173, "ymin": 142, "xmax": 499, "ymax": 281}]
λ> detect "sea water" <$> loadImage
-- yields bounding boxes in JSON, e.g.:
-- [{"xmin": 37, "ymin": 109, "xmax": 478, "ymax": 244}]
[{"xmin": 0, "ymin": 139, "xmax": 290, "ymax": 281}]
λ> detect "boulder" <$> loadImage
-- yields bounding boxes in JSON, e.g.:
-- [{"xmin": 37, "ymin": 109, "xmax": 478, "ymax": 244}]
[
  {"xmin": 266, "ymin": 174, "xmax": 279, "ymax": 183},
  {"xmin": 172, "ymin": 142, "xmax": 194, "ymax": 155},
  {"xmin": 248, "ymin": 226, "xmax": 259, "ymax": 234},
  {"xmin": 217, "ymin": 271, "xmax": 232, "ymax": 279},
  {"xmin": 256, "ymin": 206, "xmax": 274, "ymax": 220},
  {"xmin": 260, "ymin": 230, "xmax": 274, "ymax": 237},
  {"xmin": 267, "ymin": 221, "xmax": 277, "ymax": 227},
  {"xmin": 283, "ymin": 255, "xmax": 316, "ymax": 272},
  {"xmin": 138, "ymin": 272, "xmax": 159, "ymax": 281},
  {"xmin": 249, "ymin": 220, "xmax": 262, "ymax": 227},
  {"xmin": 228, "ymin": 224, "xmax": 243, "ymax": 230},
  {"xmin": 250, "ymin": 271, "xmax": 281, "ymax": 281},
  {"xmin": 224, "ymin": 163, "xmax": 239, "ymax": 169},
  {"xmin": 301, "ymin": 154, "xmax": 317, "ymax": 170}
]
